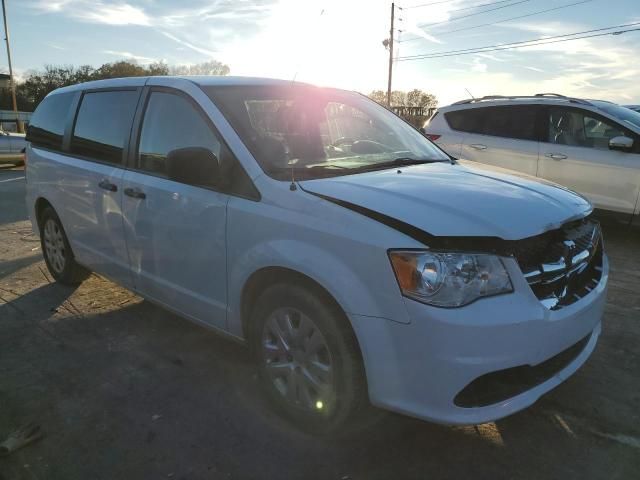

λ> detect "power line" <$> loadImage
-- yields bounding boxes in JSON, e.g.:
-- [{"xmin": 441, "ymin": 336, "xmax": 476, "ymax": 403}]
[
  {"xmin": 402, "ymin": 0, "xmax": 454, "ymax": 9},
  {"xmin": 397, "ymin": 23, "xmax": 640, "ymax": 61},
  {"xmin": 399, "ymin": 0, "xmax": 593, "ymax": 42},
  {"xmin": 416, "ymin": 0, "xmax": 532, "ymax": 28},
  {"xmin": 398, "ymin": 21, "xmax": 640, "ymax": 58},
  {"xmin": 404, "ymin": 0, "xmax": 516, "ymax": 11}
]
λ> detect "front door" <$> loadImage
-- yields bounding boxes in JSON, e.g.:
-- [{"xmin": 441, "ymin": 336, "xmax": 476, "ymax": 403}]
[
  {"xmin": 538, "ymin": 106, "xmax": 640, "ymax": 216},
  {"xmin": 121, "ymin": 88, "xmax": 229, "ymax": 329}
]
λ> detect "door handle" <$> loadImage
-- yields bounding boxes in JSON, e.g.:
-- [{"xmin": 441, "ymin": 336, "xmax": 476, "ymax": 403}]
[
  {"xmin": 98, "ymin": 179, "xmax": 117, "ymax": 192},
  {"xmin": 469, "ymin": 144, "xmax": 487, "ymax": 150},
  {"xmin": 545, "ymin": 153, "xmax": 568, "ymax": 160},
  {"xmin": 124, "ymin": 187, "xmax": 146, "ymax": 200}
]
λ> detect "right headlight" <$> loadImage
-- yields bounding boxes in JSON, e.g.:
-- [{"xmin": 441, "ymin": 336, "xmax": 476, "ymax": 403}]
[{"xmin": 388, "ymin": 250, "xmax": 513, "ymax": 307}]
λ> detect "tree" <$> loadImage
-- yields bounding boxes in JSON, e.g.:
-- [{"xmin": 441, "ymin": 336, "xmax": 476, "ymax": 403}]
[
  {"xmin": 170, "ymin": 60, "xmax": 230, "ymax": 76},
  {"xmin": 406, "ymin": 89, "xmax": 437, "ymax": 109},
  {"xmin": 3, "ymin": 59, "xmax": 230, "ymax": 112},
  {"xmin": 368, "ymin": 90, "xmax": 387, "ymax": 105},
  {"xmin": 367, "ymin": 89, "xmax": 437, "ymax": 109}
]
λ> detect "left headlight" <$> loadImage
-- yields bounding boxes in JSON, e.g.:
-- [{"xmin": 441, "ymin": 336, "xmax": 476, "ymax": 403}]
[{"xmin": 388, "ymin": 250, "xmax": 513, "ymax": 307}]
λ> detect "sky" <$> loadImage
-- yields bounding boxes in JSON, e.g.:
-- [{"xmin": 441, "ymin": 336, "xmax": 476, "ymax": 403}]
[{"xmin": 6, "ymin": 0, "xmax": 640, "ymax": 106}]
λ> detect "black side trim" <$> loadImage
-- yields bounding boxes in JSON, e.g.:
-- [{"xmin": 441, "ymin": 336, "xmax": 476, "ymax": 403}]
[
  {"xmin": 454, "ymin": 333, "xmax": 591, "ymax": 408},
  {"xmin": 302, "ymin": 188, "xmax": 520, "ymax": 253},
  {"xmin": 302, "ymin": 187, "xmax": 596, "ymax": 259},
  {"xmin": 305, "ymin": 190, "xmax": 437, "ymax": 245}
]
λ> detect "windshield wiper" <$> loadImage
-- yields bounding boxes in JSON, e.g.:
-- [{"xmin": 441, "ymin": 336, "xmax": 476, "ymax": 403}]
[
  {"xmin": 267, "ymin": 164, "xmax": 348, "ymax": 179},
  {"xmin": 351, "ymin": 157, "xmax": 447, "ymax": 172}
]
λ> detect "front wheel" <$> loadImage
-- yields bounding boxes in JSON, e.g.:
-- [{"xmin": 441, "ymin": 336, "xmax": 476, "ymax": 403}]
[{"xmin": 249, "ymin": 283, "xmax": 368, "ymax": 434}]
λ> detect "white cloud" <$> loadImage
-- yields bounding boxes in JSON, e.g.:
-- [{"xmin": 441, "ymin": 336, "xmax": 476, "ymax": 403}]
[
  {"xmin": 80, "ymin": 3, "xmax": 150, "ymax": 26},
  {"xmin": 21, "ymin": 1, "xmax": 640, "ymax": 105},
  {"xmin": 103, "ymin": 50, "xmax": 157, "ymax": 64},
  {"xmin": 160, "ymin": 31, "xmax": 219, "ymax": 58},
  {"xmin": 30, "ymin": 1, "xmax": 150, "ymax": 26},
  {"xmin": 45, "ymin": 42, "xmax": 66, "ymax": 50}
]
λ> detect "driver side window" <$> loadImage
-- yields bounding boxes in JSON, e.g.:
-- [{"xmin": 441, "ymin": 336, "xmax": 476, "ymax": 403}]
[
  {"xmin": 548, "ymin": 107, "xmax": 626, "ymax": 150},
  {"xmin": 138, "ymin": 91, "xmax": 222, "ymax": 177}
]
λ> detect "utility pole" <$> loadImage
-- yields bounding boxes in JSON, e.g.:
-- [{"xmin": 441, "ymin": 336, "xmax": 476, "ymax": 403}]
[
  {"xmin": 1, "ymin": 0, "xmax": 20, "ymax": 133},
  {"xmin": 386, "ymin": 2, "xmax": 395, "ymax": 107}
]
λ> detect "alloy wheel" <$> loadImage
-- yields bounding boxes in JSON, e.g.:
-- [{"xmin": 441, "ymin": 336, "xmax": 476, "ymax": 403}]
[
  {"xmin": 261, "ymin": 307, "xmax": 335, "ymax": 412},
  {"xmin": 43, "ymin": 218, "xmax": 66, "ymax": 274}
]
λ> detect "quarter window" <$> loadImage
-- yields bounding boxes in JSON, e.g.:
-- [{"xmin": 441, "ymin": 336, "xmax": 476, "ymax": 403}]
[
  {"xmin": 446, "ymin": 106, "xmax": 537, "ymax": 141},
  {"xmin": 26, "ymin": 92, "xmax": 75, "ymax": 150},
  {"xmin": 548, "ymin": 107, "xmax": 627, "ymax": 149},
  {"xmin": 137, "ymin": 91, "xmax": 222, "ymax": 177},
  {"xmin": 445, "ymin": 109, "xmax": 481, "ymax": 133},
  {"xmin": 71, "ymin": 90, "xmax": 138, "ymax": 164}
]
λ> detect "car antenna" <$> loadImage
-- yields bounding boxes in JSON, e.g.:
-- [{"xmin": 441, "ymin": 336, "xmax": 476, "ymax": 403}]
[{"xmin": 465, "ymin": 88, "xmax": 475, "ymax": 99}]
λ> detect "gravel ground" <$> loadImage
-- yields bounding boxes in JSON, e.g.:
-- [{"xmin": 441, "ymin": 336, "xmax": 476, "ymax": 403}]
[{"xmin": 1, "ymin": 166, "xmax": 639, "ymax": 480}]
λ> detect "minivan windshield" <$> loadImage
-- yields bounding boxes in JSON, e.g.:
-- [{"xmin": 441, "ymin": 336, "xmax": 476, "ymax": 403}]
[
  {"xmin": 205, "ymin": 85, "xmax": 450, "ymax": 180},
  {"xmin": 593, "ymin": 102, "xmax": 640, "ymax": 130}
]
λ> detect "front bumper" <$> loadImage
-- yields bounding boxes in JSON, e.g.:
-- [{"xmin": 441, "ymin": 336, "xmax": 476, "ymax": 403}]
[{"xmin": 350, "ymin": 254, "xmax": 609, "ymax": 425}]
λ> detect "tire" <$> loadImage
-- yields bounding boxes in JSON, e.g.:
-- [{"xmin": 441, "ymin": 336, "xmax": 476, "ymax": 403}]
[
  {"xmin": 249, "ymin": 282, "xmax": 368, "ymax": 434},
  {"xmin": 39, "ymin": 206, "xmax": 89, "ymax": 285}
]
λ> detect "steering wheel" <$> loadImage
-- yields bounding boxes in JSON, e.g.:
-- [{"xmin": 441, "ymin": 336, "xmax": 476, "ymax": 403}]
[{"xmin": 331, "ymin": 137, "xmax": 356, "ymax": 147}]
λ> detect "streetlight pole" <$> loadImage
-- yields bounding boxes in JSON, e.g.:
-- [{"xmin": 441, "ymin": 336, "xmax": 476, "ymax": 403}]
[
  {"xmin": 386, "ymin": 2, "xmax": 395, "ymax": 107},
  {"xmin": 1, "ymin": 0, "xmax": 20, "ymax": 133}
]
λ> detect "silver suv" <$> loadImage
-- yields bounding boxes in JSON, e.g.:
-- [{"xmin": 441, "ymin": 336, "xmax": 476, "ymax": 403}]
[
  {"xmin": 0, "ymin": 130, "xmax": 26, "ymax": 166},
  {"xmin": 424, "ymin": 94, "xmax": 640, "ymax": 226}
]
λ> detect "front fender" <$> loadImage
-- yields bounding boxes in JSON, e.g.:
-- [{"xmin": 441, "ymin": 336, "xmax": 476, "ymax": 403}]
[{"xmin": 226, "ymin": 239, "xmax": 410, "ymax": 338}]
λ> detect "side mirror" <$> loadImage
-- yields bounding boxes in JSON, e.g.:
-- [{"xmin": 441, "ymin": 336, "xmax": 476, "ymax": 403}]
[
  {"xmin": 609, "ymin": 136, "xmax": 634, "ymax": 151},
  {"xmin": 166, "ymin": 147, "xmax": 221, "ymax": 187}
]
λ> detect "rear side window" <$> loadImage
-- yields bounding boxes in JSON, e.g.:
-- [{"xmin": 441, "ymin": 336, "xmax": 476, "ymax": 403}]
[
  {"xmin": 71, "ymin": 90, "xmax": 138, "ymax": 164},
  {"xmin": 26, "ymin": 92, "xmax": 74, "ymax": 150},
  {"xmin": 482, "ymin": 106, "xmax": 538, "ymax": 140},
  {"xmin": 446, "ymin": 106, "xmax": 538, "ymax": 141},
  {"xmin": 445, "ymin": 109, "xmax": 482, "ymax": 133}
]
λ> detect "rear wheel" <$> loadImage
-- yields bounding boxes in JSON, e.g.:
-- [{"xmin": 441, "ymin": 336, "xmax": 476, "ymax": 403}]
[
  {"xmin": 39, "ymin": 206, "xmax": 89, "ymax": 285},
  {"xmin": 249, "ymin": 283, "xmax": 367, "ymax": 434}
]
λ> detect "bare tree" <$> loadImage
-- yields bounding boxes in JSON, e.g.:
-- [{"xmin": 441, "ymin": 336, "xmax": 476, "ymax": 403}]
[
  {"xmin": 5, "ymin": 59, "xmax": 230, "ymax": 111},
  {"xmin": 170, "ymin": 61, "xmax": 230, "ymax": 76},
  {"xmin": 368, "ymin": 89, "xmax": 437, "ymax": 108}
]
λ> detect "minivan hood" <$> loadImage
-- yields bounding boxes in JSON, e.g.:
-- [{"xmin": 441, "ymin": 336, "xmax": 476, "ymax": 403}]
[{"xmin": 299, "ymin": 160, "xmax": 592, "ymax": 241}]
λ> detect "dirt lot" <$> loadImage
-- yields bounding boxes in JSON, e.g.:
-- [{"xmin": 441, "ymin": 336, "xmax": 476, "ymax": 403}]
[{"xmin": 1, "ymin": 166, "xmax": 639, "ymax": 479}]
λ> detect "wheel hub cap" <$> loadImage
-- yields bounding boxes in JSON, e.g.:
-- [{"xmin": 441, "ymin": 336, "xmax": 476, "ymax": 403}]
[
  {"xmin": 43, "ymin": 219, "xmax": 66, "ymax": 274},
  {"xmin": 262, "ymin": 307, "xmax": 334, "ymax": 412}
]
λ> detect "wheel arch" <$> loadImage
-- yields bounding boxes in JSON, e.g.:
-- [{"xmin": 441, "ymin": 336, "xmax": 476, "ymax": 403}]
[
  {"xmin": 239, "ymin": 265, "xmax": 370, "ymax": 398},
  {"xmin": 34, "ymin": 197, "xmax": 54, "ymax": 227},
  {"xmin": 240, "ymin": 266, "xmax": 348, "ymax": 339}
]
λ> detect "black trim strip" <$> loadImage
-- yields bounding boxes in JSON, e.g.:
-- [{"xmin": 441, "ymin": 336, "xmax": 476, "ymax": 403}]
[
  {"xmin": 302, "ymin": 187, "xmax": 514, "ymax": 253},
  {"xmin": 301, "ymin": 187, "xmax": 592, "ymax": 257},
  {"xmin": 306, "ymin": 190, "xmax": 437, "ymax": 246}
]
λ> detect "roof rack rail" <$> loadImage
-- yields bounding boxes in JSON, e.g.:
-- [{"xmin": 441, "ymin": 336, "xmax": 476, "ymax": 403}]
[
  {"xmin": 452, "ymin": 94, "xmax": 593, "ymax": 106},
  {"xmin": 534, "ymin": 93, "xmax": 567, "ymax": 98}
]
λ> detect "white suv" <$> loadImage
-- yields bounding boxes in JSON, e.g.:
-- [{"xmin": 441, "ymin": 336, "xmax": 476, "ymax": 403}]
[
  {"xmin": 25, "ymin": 78, "xmax": 607, "ymax": 432},
  {"xmin": 424, "ymin": 94, "xmax": 640, "ymax": 225}
]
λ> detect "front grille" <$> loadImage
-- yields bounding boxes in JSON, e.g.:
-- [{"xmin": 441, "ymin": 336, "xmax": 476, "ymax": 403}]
[
  {"xmin": 454, "ymin": 334, "xmax": 591, "ymax": 408},
  {"xmin": 516, "ymin": 217, "xmax": 603, "ymax": 310}
]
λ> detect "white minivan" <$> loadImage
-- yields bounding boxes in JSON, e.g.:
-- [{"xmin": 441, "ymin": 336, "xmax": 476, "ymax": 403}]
[{"xmin": 26, "ymin": 77, "xmax": 608, "ymax": 433}]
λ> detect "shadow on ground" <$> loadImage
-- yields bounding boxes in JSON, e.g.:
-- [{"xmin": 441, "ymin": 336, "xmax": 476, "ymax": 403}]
[{"xmin": 1, "ymin": 277, "xmax": 637, "ymax": 480}]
